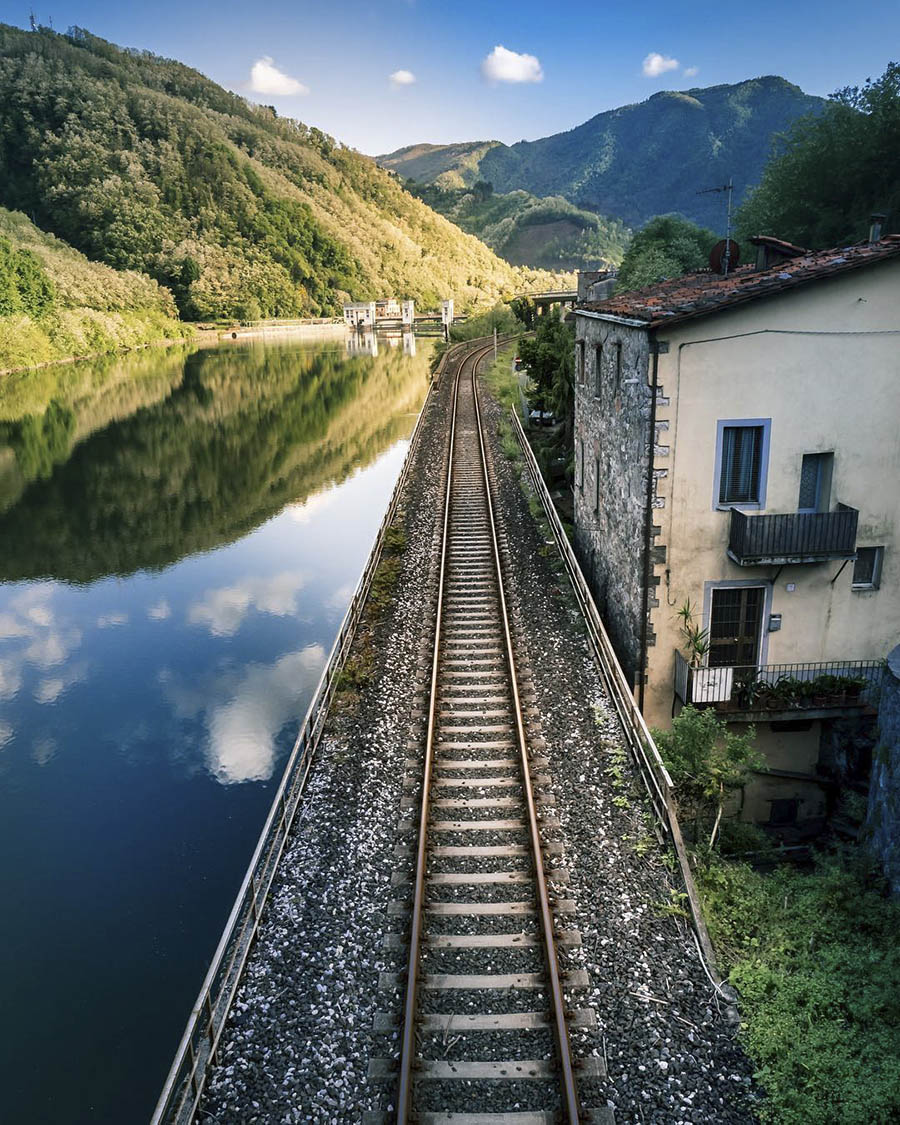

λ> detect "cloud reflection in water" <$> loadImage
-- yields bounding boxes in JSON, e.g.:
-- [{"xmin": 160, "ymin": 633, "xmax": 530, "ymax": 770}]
[
  {"xmin": 187, "ymin": 571, "xmax": 307, "ymax": 637},
  {"xmin": 162, "ymin": 644, "xmax": 325, "ymax": 784}
]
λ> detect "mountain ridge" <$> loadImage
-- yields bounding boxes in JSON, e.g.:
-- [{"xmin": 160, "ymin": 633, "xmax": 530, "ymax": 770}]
[{"xmin": 378, "ymin": 76, "xmax": 826, "ymax": 229}]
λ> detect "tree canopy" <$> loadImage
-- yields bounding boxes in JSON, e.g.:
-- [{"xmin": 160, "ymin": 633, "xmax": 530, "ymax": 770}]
[
  {"xmin": 737, "ymin": 62, "xmax": 900, "ymax": 248},
  {"xmin": 616, "ymin": 214, "xmax": 718, "ymax": 291}
]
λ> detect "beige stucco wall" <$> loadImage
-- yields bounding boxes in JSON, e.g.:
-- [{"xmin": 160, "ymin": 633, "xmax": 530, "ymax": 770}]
[{"xmin": 644, "ymin": 257, "xmax": 900, "ymax": 733}]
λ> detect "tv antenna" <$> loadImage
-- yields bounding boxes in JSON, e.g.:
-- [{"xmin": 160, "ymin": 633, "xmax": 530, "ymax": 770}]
[{"xmin": 698, "ymin": 177, "xmax": 735, "ymax": 275}]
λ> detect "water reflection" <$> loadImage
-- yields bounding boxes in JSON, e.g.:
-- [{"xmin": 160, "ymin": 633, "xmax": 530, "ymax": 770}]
[
  {"xmin": 0, "ymin": 336, "xmax": 432, "ymax": 1121},
  {"xmin": 187, "ymin": 571, "xmax": 307, "ymax": 638},
  {"xmin": 0, "ymin": 338, "xmax": 430, "ymax": 583},
  {"xmin": 161, "ymin": 644, "xmax": 325, "ymax": 784}
]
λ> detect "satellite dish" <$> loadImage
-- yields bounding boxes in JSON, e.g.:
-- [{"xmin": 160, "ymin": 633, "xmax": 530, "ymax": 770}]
[{"xmin": 710, "ymin": 239, "xmax": 740, "ymax": 275}]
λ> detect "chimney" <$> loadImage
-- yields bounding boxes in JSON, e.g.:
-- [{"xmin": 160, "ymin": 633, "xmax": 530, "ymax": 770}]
[{"xmin": 869, "ymin": 213, "xmax": 886, "ymax": 243}]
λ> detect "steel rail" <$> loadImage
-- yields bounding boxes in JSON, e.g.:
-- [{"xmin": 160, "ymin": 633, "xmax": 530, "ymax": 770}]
[
  {"xmin": 397, "ymin": 339, "xmax": 580, "ymax": 1121},
  {"xmin": 472, "ymin": 358, "xmax": 581, "ymax": 1124},
  {"xmin": 396, "ymin": 343, "xmax": 490, "ymax": 1120}
]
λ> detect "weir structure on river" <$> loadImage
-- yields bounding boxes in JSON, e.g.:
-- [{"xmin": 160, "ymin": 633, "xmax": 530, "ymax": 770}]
[{"xmin": 152, "ymin": 338, "xmax": 723, "ymax": 1124}]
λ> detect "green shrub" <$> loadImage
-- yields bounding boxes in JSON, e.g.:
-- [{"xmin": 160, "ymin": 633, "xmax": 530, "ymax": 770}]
[{"xmin": 698, "ymin": 853, "xmax": 900, "ymax": 1123}]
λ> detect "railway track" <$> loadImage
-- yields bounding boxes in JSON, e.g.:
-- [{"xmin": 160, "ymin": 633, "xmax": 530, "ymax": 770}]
[{"xmin": 370, "ymin": 343, "xmax": 608, "ymax": 1123}]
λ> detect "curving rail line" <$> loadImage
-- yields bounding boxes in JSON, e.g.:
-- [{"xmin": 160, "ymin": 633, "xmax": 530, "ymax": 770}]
[{"xmin": 391, "ymin": 342, "xmax": 585, "ymax": 1122}]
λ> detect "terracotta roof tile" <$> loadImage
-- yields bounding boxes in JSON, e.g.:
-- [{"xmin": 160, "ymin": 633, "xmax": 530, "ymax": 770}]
[{"xmin": 578, "ymin": 238, "xmax": 900, "ymax": 329}]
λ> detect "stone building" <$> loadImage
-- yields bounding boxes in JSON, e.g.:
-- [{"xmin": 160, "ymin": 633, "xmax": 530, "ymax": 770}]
[{"xmin": 573, "ymin": 234, "xmax": 900, "ymax": 829}]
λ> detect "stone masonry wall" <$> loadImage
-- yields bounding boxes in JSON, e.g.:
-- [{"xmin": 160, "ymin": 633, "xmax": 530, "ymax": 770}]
[
  {"xmin": 572, "ymin": 315, "xmax": 655, "ymax": 686},
  {"xmin": 868, "ymin": 644, "xmax": 900, "ymax": 894}
]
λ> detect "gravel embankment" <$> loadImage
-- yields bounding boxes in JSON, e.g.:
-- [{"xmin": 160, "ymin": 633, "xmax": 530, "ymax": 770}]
[
  {"xmin": 477, "ymin": 379, "xmax": 758, "ymax": 1123},
  {"xmin": 199, "ymin": 354, "xmax": 758, "ymax": 1124}
]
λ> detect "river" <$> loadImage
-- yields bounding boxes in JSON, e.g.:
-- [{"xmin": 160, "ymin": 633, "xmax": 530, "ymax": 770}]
[{"xmin": 0, "ymin": 333, "xmax": 432, "ymax": 1123}]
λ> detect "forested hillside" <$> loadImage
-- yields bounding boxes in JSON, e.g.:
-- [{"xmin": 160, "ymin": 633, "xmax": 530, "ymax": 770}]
[
  {"xmin": 0, "ymin": 24, "xmax": 564, "ymax": 324},
  {"xmin": 379, "ymin": 77, "xmax": 824, "ymax": 230},
  {"xmin": 403, "ymin": 182, "xmax": 629, "ymax": 270},
  {"xmin": 0, "ymin": 208, "xmax": 187, "ymax": 372}
]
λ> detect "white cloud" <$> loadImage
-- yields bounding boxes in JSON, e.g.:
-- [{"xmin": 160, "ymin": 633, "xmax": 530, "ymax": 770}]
[
  {"xmin": 32, "ymin": 737, "xmax": 57, "ymax": 766},
  {"xmin": 24, "ymin": 630, "xmax": 80, "ymax": 669},
  {"xmin": 285, "ymin": 490, "xmax": 336, "ymax": 526},
  {"xmin": 160, "ymin": 646, "xmax": 326, "ymax": 784},
  {"xmin": 249, "ymin": 56, "xmax": 309, "ymax": 97},
  {"xmin": 389, "ymin": 69, "xmax": 416, "ymax": 88},
  {"xmin": 0, "ymin": 659, "xmax": 22, "ymax": 701},
  {"xmin": 188, "ymin": 572, "xmax": 306, "ymax": 638},
  {"xmin": 683, "ymin": 65, "xmax": 699, "ymax": 78},
  {"xmin": 205, "ymin": 647, "xmax": 325, "ymax": 784},
  {"xmin": 33, "ymin": 663, "xmax": 86, "ymax": 705},
  {"xmin": 97, "ymin": 613, "xmax": 128, "ymax": 629},
  {"xmin": 0, "ymin": 614, "xmax": 29, "ymax": 639},
  {"xmin": 643, "ymin": 52, "xmax": 680, "ymax": 77},
  {"xmin": 148, "ymin": 599, "xmax": 172, "ymax": 621},
  {"xmin": 481, "ymin": 45, "xmax": 543, "ymax": 85},
  {"xmin": 0, "ymin": 721, "xmax": 12, "ymax": 750}
]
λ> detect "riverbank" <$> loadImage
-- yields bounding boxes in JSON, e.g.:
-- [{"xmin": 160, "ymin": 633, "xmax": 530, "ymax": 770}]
[
  {"xmin": 197, "ymin": 349, "xmax": 756, "ymax": 1123},
  {"xmin": 0, "ymin": 207, "xmax": 191, "ymax": 376}
]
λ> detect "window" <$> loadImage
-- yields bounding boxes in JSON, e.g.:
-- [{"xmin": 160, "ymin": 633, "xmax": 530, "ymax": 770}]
[
  {"xmin": 576, "ymin": 340, "xmax": 585, "ymax": 385},
  {"xmin": 593, "ymin": 344, "xmax": 603, "ymax": 398},
  {"xmin": 769, "ymin": 798, "xmax": 799, "ymax": 827},
  {"xmin": 708, "ymin": 586, "xmax": 765, "ymax": 667},
  {"xmin": 714, "ymin": 420, "xmax": 770, "ymax": 508},
  {"xmin": 614, "ymin": 341, "xmax": 623, "ymax": 386},
  {"xmin": 594, "ymin": 457, "xmax": 600, "ymax": 512},
  {"xmin": 577, "ymin": 440, "xmax": 584, "ymax": 490},
  {"xmin": 798, "ymin": 452, "xmax": 833, "ymax": 512},
  {"xmin": 852, "ymin": 546, "xmax": 883, "ymax": 590}
]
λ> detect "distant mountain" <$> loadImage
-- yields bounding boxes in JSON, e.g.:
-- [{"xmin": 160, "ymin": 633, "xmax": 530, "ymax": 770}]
[
  {"xmin": 404, "ymin": 183, "xmax": 629, "ymax": 271},
  {"xmin": 379, "ymin": 142, "xmax": 503, "ymax": 189},
  {"xmin": 0, "ymin": 25, "xmax": 567, "ymax": 324},
  {"xmin": 378, "ymin": 77, "xmax": 825, "ymax": 230}
]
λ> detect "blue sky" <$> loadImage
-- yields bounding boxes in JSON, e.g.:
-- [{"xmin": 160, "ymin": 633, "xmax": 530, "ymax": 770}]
[{"xmin": 2, "ymin": 1, "xmax": 898, "ymax": 153}]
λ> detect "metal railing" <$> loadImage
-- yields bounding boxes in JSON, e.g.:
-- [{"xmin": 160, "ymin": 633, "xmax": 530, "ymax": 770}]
[
  {"xmin": 152, "ymin": 336, "xmax": 489, "ymax": 1124},
  {"xmin": 508, "ymin": 408, "xmax": 720, "ymax": 975},
  {"xmin": 674, "ymin": 650, "xmax": 884, "ymax": 710},
  {"xmin": 728, "ymin": 504, "xmax": 858, "ymax": 565}
]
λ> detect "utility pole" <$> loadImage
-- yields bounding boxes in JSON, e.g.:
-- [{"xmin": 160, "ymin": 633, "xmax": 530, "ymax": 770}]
[
  {"xmin": 698, "ymin": 177, "xmax": 735, "ymax": 276},
  {"xmin": 493, "ymin": 326, "xmax": 498, "ymax": 360}
]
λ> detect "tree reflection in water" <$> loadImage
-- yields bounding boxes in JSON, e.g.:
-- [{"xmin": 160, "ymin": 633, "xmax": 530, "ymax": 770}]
[{"xmin": 0, "ymin": 338, "xmax": 431, "ymax": 582}]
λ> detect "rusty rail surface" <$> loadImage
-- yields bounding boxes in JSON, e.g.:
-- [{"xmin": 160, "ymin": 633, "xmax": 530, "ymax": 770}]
[
  {"xmin": 397, "ymin": 340, "xmax": 579, "ymax": 1120},
  {"xmin": 152, "ymin": 335, "xmax": 495, "ymax": 1125},
  {"xmin": 509, "ymin": 407, "xmax": 720, "ymax": 976}
]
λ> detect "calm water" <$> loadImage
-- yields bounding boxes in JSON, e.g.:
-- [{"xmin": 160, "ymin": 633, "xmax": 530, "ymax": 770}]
[{"xmin": 0, "ymin": 334, "xmax": 432, "ymax": 1123}]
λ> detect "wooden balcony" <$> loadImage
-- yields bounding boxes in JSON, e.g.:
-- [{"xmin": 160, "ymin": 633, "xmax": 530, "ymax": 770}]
[
  {"xmin": 674, "ymin": 651, "xmax": 882, "ymax": 722},
  {"xmin": 728, "ymin": 504, "xmax": 858, "ymax": 566}
]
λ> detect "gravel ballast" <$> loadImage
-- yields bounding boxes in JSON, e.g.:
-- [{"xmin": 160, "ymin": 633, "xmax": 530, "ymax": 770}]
[{"xmin": 198, "ymin": 352, "xmax": 758, "ymax": 1124}]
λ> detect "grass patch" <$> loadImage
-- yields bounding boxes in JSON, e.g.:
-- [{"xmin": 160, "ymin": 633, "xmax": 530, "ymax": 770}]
[
  {"xmin": 481, "ymin": 340, "xmax": 526, "ymax": 412},
  {"xmin": 336, "ymin": 520, "xmax": 407, "ymax": 703},
  {"xmin": 697, "ymin": 850, "xmax": 900, "ymax": 1123}
]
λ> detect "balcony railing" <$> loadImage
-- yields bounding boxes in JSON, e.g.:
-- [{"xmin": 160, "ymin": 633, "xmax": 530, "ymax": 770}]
[
  {"xmin": 674, "ymin": 650, "xmax": 883, "ymax": 714},
  {"xmin": 728, "ymin": 504, "xmax": 858, "ymax": 565}
]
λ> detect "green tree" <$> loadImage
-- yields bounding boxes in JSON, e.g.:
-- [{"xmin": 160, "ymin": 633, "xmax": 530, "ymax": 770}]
[
  {"xmin": 616, "ymin": 214, "xmax": 718, "ymax": 291},
  {"xmin": 517, "ymin": 307, "xmax": 574, "ymax": 450},
  {"xmin": 654, "ymin": 705, "xmax": 762, "ymax": 847},
  {"xmin": 737, "ymin": 62, "xmax": 900, "ymax": 247}
]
